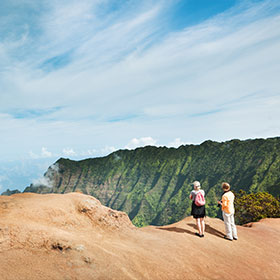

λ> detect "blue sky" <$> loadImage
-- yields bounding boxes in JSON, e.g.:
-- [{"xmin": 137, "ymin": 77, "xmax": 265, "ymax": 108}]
[{"xmin": 1, "ymin": 0, "xmax": 280, "ymax": 191}]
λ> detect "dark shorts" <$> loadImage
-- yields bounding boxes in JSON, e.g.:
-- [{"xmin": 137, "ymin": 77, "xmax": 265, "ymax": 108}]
[{"xmin": 191, "ymin": 201, "xmax": 206, "ymax": 218}]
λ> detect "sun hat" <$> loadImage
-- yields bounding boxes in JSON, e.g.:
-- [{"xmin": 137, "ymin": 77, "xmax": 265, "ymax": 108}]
[
  {"xmin": 192, "ymin": 181, "xmax": 201, "ymax": 188},
  {"xmin": 222, "ymin": 182, "xmax": 230, "ymax": 191}
]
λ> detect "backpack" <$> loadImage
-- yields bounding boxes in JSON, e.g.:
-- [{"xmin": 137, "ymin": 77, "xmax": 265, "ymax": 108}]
[{"xmin": 195, "ymin": 191, "xmax": 205, "ymax": 206}]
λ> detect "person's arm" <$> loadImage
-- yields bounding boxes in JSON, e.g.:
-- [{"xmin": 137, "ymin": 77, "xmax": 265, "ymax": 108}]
[
  {"xmin": 189, "ymin": 191, "xmax": 193, "ymax": 200},
  {"xmin": 217, "ymin": 192, "xmax": 222, "ymax": 205}
]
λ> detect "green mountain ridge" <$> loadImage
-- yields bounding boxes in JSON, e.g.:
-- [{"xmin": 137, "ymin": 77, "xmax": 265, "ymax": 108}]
[{"xmin": 23, "ymin": 137, "xmax": 280, "ymax": 226}]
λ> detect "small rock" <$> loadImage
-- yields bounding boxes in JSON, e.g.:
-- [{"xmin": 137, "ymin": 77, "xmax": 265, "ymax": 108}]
[
  {"xmin": 75, "ymin": 244, "xmax": 85, "ymax": 252},
  {"xmin": 83, "ymin": 256, "xmax": 91, "ymax": 264}
]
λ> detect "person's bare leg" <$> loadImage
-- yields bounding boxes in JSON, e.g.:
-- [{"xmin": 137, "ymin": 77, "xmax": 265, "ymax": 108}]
[
  {"xmin": 196, "ymin": 218, "xmax": 202, "ymax": 235},
  {"xmin": 201, "ymin": 218, "xmax": 205, "ymax": 235}
]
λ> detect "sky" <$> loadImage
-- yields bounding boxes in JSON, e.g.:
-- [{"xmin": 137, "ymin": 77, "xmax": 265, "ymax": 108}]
[{"xmin": 1, "ymin": 0, "xmax": 280, "ymax": 192}]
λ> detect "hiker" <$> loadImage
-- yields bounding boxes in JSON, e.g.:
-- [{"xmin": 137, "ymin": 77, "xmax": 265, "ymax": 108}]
[
  {"xmin": 189, "ymin": 181, "xmax": 206, "ymax": 238},
  {"xmin": 218, "ymin": 182, "xmax": 238, "ymax": 241}
]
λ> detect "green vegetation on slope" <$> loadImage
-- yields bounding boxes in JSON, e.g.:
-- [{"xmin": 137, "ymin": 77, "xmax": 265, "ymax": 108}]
[
  {"xmin": 24, "ymin": 137, "xmax": 280, "ymax": 226},
  {"xmin": 234, "ymin": 190, "xmax": 280, "ymax": 225}
]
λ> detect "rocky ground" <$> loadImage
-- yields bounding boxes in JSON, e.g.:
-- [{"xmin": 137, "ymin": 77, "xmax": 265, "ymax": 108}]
[{"xmin": 0, "ymin": 192, "xmax": 279, "ymax": 280}]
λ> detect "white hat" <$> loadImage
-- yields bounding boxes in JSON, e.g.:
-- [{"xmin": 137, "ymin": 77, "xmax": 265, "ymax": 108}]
[{"xmin": 192, "ymin": 181, "xmax": 201, "ymax": 187}]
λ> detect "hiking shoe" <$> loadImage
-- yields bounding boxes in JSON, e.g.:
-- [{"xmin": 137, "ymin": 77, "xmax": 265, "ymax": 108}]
[
  {"xmin": 233, "ymin": 237, "xmax": 238, "ymax": 240},
  {"xmin": 224, "ymin": 236, "xmax": 233, "ymax": 241},
  {"xmin": 195, "ymin": 233, "xmax": 204, "ymax": 238}
]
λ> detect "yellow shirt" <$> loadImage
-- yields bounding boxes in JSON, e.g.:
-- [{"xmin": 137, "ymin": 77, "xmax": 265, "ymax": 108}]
[{"xmin": 222, "ymin": 191, "xmax": 235, "ymax": 214}]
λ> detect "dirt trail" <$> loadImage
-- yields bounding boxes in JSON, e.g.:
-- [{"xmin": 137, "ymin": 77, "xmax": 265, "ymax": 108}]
[{"xmin": 0, "ymin": 192, "xmax": 279, "ymax": 280}]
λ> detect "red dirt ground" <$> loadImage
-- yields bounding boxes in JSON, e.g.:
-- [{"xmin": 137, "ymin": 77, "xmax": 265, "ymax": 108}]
[{"xmin": 0, "ymin": 192, "xmax": 279, "ymax": 280}]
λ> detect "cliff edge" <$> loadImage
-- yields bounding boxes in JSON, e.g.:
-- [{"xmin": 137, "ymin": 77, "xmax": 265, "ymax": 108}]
[{"xmin": 0, "ymin": 193, "xmax": 279, "ymax": 280}]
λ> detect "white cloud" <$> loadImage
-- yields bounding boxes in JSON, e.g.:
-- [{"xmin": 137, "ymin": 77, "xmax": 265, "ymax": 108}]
[
  {"xmin": 31, "ymin": 162, "xmax": 60, "ymax": 189},
  {"xmin": 0, "ymin": 0, "xmax": 279, "ymax": 163},
  {"xmin": 2, "ymin": 6, "xmax": 280, "ymax": 193},
  {"xmin": 32, "ymin": 176, "xmax": 53, "ymax": 188},
  {"xmin": 62, "ymin": 148, "xmax": 76, "ymax": 156},
  {"xmin": 41, "ymin": 147, "xmax": 52, "ymax": 158},
  {"xmin": 29, "ymin": 151, "xmax": 39, "ymax": 159},
  {"xmin": 29, "ymin": 147, "xmax": 53, "ymax": 159},
  {"xmin": 49, "ymin": 163, "xmax": 59, "ymax": 173},
  {"xmin": 125, "ymin": 137, "xmax": 157, "ymax": 149},
  {"xmin": 81, "ymin": 149, "xmax": 97, "ymax": 156},
  {"xmin": 0, "ymin": 158, "xmax": 55, "ymax": 192},
  {"xmin": 168, "ymin": 138, "xmax": 187, "ymax": 148}
]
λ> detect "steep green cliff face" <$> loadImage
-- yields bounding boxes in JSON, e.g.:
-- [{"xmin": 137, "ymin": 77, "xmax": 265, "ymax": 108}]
[{"xmin": 24, "ymin": 137, "xmax": 280, "ymax": 226}]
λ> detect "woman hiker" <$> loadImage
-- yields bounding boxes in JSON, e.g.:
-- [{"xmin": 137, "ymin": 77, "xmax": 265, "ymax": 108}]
[
  {"xmin": 218, "ymin": 182, "xmax": 238, "ymax": 241},
  {"xmin": 189, "ymin": 181, "xmax": 206, "ymax": 238}
]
